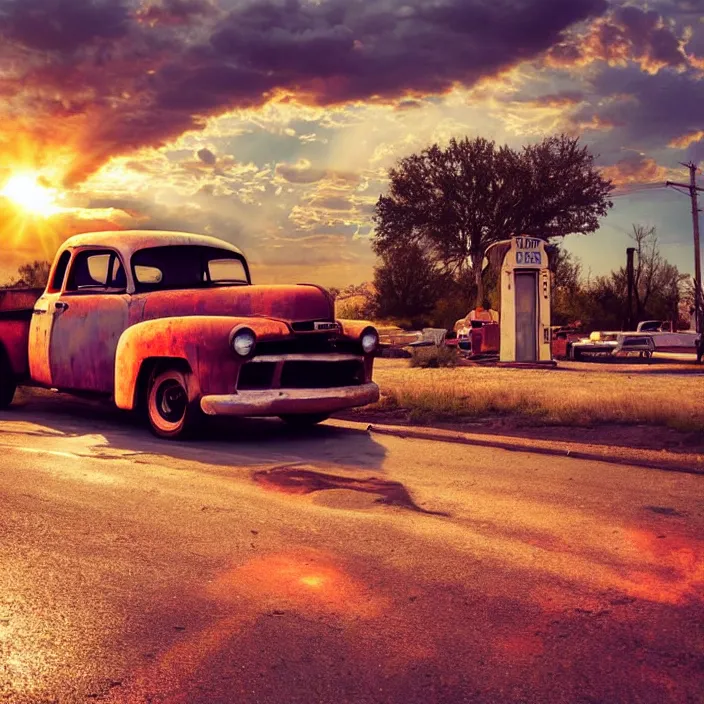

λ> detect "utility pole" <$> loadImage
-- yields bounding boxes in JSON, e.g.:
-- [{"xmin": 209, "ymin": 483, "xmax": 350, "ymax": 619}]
[
  {"xmin": 626, "ymin": 247, "xmax": 635, "ymax": 330},
  {"xmin": 666, "ymin": 162, "xmax": 703, "ymax": 334}
]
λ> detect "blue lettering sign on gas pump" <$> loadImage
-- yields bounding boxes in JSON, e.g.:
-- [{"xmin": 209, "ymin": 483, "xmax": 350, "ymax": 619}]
[{"xmin": 515, "ymin": 237, "xmax": 542, "ymax": 267}]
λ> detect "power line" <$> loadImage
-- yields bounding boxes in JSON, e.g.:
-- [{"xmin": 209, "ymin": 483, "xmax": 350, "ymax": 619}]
[{"xmin": 611, "ymin": 184, "xmax": 668, "ymax": 197}]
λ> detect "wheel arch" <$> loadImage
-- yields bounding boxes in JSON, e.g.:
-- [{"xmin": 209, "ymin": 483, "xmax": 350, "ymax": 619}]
[
  {"xmin": 114, "ymin": 319, "xmax": 202, "ymax": 411},
  {"xmin": 133, "ymin": 356, "xmax": 194, "ymax": 413}
]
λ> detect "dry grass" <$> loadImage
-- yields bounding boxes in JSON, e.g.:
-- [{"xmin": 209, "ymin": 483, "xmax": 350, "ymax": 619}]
[{"xmin": 369, "ymin": 358, "xmax": 704, "ymax": 431}]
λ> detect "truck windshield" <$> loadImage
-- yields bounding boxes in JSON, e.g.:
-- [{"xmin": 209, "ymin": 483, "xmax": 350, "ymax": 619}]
[{"xmin": 131, "ymin": 246, "xmax": 250, "ymax": 292}]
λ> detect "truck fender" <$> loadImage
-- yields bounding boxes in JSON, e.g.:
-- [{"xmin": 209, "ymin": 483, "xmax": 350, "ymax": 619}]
[
  {"xmin": 114, "ymin": 316, "xmax": 290, "ymax": 411},
  {"xmin": 337, "ymin": 319, "xmax": 378, "ymax": 342}
]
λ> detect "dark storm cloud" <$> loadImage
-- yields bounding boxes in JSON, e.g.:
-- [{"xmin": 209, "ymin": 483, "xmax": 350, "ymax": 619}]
[
  {"xmin": 0, "ymin": 0, "xmax": 608, "ymax": 183},
  {"xmin": 197, "ymin": 147, "xmax": 217, "ymax": 164},
  {"xmin": 0, "ymin": 0, "xmax": 130, "ymax": 52}
]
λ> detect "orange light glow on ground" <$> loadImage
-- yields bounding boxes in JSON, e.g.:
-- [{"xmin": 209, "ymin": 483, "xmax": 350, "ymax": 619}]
[
  {"xmin": 1, "ymin": 173, "xmax": 63, "ymax": 217},
  {"xmin": 112, "ymin": 550, "xmax": 440, "ymax": 702},
  {"xmin": 299, "ymin": 574, "xmax": 325, "ymax": 588},
  {"xmin": 621, "ymin": 530, "xmax": 704, "ymax": 605},
  {"xmin": 209, "ymin": 551, "xmax": 386, "ymax": 618}
]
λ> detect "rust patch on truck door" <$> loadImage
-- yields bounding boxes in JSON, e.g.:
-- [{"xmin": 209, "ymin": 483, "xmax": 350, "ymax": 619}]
[{"xmin": 50, "ymin": 295, "xmax": 130, "ymax": 392}]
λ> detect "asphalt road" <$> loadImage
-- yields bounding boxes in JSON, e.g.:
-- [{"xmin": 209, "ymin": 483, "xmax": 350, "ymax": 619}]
[{"xmin": 0, "ymin": 391, "xmax": 702, "ymax": 704}]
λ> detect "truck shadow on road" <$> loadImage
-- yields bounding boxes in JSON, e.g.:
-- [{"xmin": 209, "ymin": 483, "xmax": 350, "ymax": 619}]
[{"xmin": 1, "ymin": 389, "xmax": 388, "ymax": 472}]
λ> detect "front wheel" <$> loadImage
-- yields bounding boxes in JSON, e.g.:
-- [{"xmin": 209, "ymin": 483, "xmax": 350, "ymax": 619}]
[
  {"xmin": 0, "ymin": 353, "xmax": 17, "ymax": 410},
  {"xmin": 279, "ymin": 413, "xmax": 330, "ymax": 428},
  {"xmin": 147, "ymin": 368, "xmax": 202, "ymax": 439}
]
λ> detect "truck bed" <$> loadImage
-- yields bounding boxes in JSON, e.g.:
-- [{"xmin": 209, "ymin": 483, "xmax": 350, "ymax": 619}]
[{"xmin": 0, "ymin": 288, "xmax": 43, "ymax": 379}]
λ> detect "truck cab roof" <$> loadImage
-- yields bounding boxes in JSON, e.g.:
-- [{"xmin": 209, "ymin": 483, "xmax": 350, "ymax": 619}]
[{"xmin": 61, "ymin": 230, "xmax": 245, "ymax": 261}]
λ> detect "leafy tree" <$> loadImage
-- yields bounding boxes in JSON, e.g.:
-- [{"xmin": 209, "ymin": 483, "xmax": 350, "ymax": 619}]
[
  {"xmin": 335, "ymin": 283, "xmax": 377, "ymax": 320},
  {"xmin": 373, "ymin": 243, "xmax": 447, "ymax": 321},
  {"xmin": 2, "ymin": 260, "xmax": 51, "ymax": 289},
  {"xmin": 373, "ymin": 134, "xmax": 613, "ymax": 306},
  {"xmin": 547, "ymin": 245, "xmax": 589, "ymax": 326}
]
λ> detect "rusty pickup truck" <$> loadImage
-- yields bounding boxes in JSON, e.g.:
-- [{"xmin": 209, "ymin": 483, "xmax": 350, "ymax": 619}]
[{"xmin": 0, "ymin": 231, "xmax": 380, "ymax": 438}]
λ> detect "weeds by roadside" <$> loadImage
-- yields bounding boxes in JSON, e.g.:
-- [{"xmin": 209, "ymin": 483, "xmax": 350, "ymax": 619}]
[
  {"xmin": 409, "ymin": 346, "xmax": 459, "ymax": 368},
  {"xmin": 367, "ymin": 359, "xmax": 704, "ymax": 432}
]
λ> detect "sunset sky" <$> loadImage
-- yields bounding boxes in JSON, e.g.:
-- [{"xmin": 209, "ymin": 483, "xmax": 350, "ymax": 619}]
[{"xmin": 0, "ymin": 0, "xmax": 702, "ymax": 287}]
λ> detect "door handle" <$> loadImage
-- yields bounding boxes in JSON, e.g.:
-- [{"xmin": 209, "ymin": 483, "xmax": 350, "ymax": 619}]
[{"xmin": 55, "ymin": 302, "xmax": 69, "ymax": 311}]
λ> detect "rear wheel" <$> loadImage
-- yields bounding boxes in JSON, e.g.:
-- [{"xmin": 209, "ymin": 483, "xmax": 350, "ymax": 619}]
[
  {"xmin": 279, "ymin": 413, "xmax": 330, "ymax": 428},
  {"xmin": 147, "ymin": 368, "xmax": 202, "ymax": 439},
  {"xmin": 0, "ymin": 352, "xmax": 16, "ymax": 410}
]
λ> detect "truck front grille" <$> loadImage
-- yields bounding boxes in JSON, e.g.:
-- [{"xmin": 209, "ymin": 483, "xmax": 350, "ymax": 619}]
[
  {"xmin": 238, "ymin": 362, "xmax": 277, "ymax": 390},
  {"xmin": 280, "ymin": 360, "xmax": 364, "ymax": 389},
  {"xmin": 256, "ymin": 335, "xmax": 361, "ymax": 356},
  {"xmin": 237, "ymin": 359, "xmax": 365, "ymax": 391}
]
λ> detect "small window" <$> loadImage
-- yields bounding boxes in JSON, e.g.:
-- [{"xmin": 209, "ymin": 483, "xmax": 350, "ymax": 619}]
[
  {"xmin": 208, "ymin": 258, "xmax": 248, "ymax": 283},
  {"xmin": 134, "ymin": 265, "xmax": 163, "ymax": 284},
  {"xmin": 66, "ymin": 250, "xmax": 126, "ymax": 293},
  {"xmin": 87, "ymin": 254, "xmax": 111, "ymax": 285},
  {"xmin": 50, "ymin": 251, "xmax": 71, "ymax": 292}
]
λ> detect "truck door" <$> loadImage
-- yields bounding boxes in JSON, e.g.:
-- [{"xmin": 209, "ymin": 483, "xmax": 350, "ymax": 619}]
[
  {"xmin": 48, "ymin": 249, "xmax": 130, "ymax": 393},
  {"xmin": 28, "ymin": 251, "xmax": 71, "ymax": 387}
]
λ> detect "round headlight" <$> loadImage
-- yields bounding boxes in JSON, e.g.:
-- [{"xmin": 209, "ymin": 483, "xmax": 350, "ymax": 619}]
[
  {"xmin": 361, "ymin": 330, "xmax": 379, "ymax": 354},
  {"xmin": 232, "ymin": 329, "xmax": 256, "ymax": 357}
]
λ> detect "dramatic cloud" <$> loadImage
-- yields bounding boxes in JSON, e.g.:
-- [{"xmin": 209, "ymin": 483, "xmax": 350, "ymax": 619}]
[
  {"xmin": 546, "ymin": 4, "xmax": 689, "ymax": 74},
  {"xmin": 274, "ymin": 160, "xmax": 359, "ymax": 185},
  {"xmin": 527, "ymin": 92, "xmax": 586, "ymax": 108},
  {"xmin": 137, "ymin": 0, "xmax": 218, "ymax": 26},
  {"xmin": 1, "ymin": 0, "xmax": 702, "ymax": 287},
  {"xmin": 599, "ymin": 151, "xmax": 682, "ymax": 193},
  {"xmin": 0, "ymin": 0, "xmax": 608, "ymax": 184},
  {"xmin": 575, "ymin": 67, "xmax": 704, "ymax": 155},
  {"xmin": 197, "ymin": 147, "xmax": 217, "ymax": 165},
  {"xmin": 669, "ymin": 131, "xmax": 704, "ymax": 150},
  {"xmin": 275, "ymin": 161, "xmax": 329, "ymax": 184}
]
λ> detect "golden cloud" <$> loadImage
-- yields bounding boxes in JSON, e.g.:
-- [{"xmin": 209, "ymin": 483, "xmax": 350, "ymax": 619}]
[{"xmin": 669, "ymin": 130, "xmax": 704, "ymax": 149}]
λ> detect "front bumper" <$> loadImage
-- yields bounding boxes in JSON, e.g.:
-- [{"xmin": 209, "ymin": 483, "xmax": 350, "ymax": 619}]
[{"xmin": 200, "ymin": 382, "xmax": 380, "ymax": 417}]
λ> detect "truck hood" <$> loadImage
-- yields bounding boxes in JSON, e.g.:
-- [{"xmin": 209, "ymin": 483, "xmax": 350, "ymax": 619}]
[{"xmin": 139, "ymin": 284, "xmax": 333, "ymax": 325}]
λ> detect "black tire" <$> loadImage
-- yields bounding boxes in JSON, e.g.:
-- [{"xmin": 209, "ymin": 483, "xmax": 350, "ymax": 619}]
[
  {"xmin": 0, "ymin": 351, "xmax": 17, "ymax": 410},
  {"xmin": 146, "ymin": 368, "xmax": 202, "ymax": 439},
  {"xmin": 279, "ymin": 413, "xmax": 330, "ymax": 428}
]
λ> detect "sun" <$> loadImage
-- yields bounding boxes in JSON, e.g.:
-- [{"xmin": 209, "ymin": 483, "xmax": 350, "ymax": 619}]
[{"xmin": 1, "ymin": 173, "xmax": 63, "ymax": 217}]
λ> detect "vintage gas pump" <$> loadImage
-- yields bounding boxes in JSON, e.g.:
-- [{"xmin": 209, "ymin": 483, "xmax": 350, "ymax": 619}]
[{"xmin": 486, "ymin": 236, "xmax": 552, "ymax": 363}]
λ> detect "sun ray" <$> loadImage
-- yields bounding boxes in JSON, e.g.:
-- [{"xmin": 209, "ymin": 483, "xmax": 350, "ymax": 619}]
[{"xmin": 1, "ymin": 172, "xmax": 64, "ymax": 218}]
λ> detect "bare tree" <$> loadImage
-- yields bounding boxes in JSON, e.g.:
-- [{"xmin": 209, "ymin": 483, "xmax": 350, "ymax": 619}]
[{"xmin": 610, "ymin": 225, "xmax": 688, "ymax": 326}]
